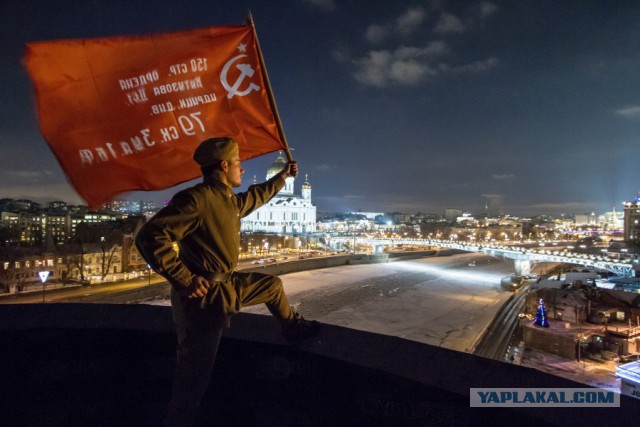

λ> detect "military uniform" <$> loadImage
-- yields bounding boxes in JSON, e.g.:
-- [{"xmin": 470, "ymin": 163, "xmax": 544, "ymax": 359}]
[{"xmin": 136, "ymin": 172, "xmax": 294, "ymax": 426}]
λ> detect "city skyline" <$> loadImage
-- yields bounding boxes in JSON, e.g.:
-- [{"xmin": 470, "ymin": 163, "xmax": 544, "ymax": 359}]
[
  {"xmin": 0, "ymin": 193, "xmax": 629, "ymax": 223},
  {"xmin": 2, "ymin": 1, "xmax": 640, "ymax": 216}
]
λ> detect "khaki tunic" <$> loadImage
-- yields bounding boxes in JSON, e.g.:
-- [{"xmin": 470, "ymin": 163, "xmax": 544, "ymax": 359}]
[{"xmin": 136, "ymin": 173, "xmax": 285, "ymax": 290}]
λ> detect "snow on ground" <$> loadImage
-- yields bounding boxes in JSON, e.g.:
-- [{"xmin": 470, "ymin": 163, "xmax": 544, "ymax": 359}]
[
  {"xmin": 243, "ymin": 253, "xmax": 513, "ymax": 352},
  {"xmin": 521, "ymin": 350, "xmax": 621, "ymax": 391},
  {"xmin": 149, "ymin": 253, "xmax": 624, "ymax": 389}
]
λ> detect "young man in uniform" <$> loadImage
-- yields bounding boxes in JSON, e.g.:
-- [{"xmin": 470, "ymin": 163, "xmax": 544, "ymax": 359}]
[{"xmin": 135, "ymin": 137, "xmax": 320, "ymax": 426}]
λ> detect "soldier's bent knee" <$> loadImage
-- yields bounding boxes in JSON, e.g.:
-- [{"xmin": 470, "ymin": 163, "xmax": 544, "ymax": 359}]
[{"xmin": 272, "ymin": 275, "xmax": 282, "ymax": 288}]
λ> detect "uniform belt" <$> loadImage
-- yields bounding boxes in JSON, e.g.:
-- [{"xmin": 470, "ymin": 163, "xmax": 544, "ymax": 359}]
[{"xmin": 203, "ymin": 271, "xmax": 233, "ymax": 282}]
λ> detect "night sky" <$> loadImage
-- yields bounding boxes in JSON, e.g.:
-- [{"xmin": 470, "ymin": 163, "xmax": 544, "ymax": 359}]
[{"xmin": 2, "ymin": 0, "xmax": 640, "ymax": 216}]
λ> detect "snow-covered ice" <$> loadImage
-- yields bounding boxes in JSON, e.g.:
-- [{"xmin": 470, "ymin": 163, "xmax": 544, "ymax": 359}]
[{"xmin": 243, "ymin": 253, "xmax": 513, "ymax": 352}]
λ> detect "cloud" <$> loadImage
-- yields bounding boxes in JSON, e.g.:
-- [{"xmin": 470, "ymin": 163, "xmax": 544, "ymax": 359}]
[
  {"xmin": 395, "ymin": 42, "xmax": 449, "ymax": 58},
  {"xmin": 482, "ymin": 193, "xmax": 503, "ymax": 199},
  {"xmin": 330, "ymin": 47, "xmax": 350, "ymax": 63},
  {"xmin": 512, "ymin": 202, "xmax": 597, "ymax": 215},
  {"xmin": 351, "ymin": 5, "xmax": 498, "ymax": 87},
  {"xmin": 396, "ymin": 7, "xmax": 427, "ymax": 36},
  {"xmin": 439, "ymin": 57, "xmax": 499, "ymax": 74},
  {"xmin": 433, "ymin": 13, "xmax": 465, "ymax": 35},
  {"xmin": 364, "ymin": 6, "xmax": 426, "ymax": 43},
  {"xmin": 479, "ymin": 2, "xmax": 499, "ymax": 18},
  {"xmin": 0, "ymin": 184, "xmax": 83, "ymax": 204},
  {"xmin": 492, "ymin": 173, "xmax": 515, "ymax": 180},
  {"xmin": 2, "ymin": 169, "xmax": 54, "ymax": 183},
  {"xmin": 365, "ymin": 24, "xmax": 391, "ymax": 43},
  {"xmin": 615, "ymin": 105, "xmax": 640, "ymax": 117},
  {"xmin": 302, "ymin": 0, "xmax": 336, "ymax": 11},
  {"xmin": 353, "ymin": 46, "xmax": 496, "ymax": 87},
  {"xmin": 3, "ymin": 170, "xmax": 45, "ymax": 179},
  {"xmin": 353, "ymin": 42, "xmax": 448, "ymax": 87}
]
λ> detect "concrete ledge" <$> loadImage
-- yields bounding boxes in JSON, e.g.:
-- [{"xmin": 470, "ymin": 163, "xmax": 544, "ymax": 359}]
[
  {"xmin": 242, "ymin": 254, "xmax": 357, "ymax": 276},
  {"xmin": 1, "ymin": 304, "xmax": 637, "ymax": 426}
]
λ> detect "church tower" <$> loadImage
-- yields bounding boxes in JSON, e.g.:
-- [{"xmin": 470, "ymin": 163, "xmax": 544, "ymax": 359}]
[{"xmin": 302, "ymin": 174, "xmax": 311, "ymax": 200}]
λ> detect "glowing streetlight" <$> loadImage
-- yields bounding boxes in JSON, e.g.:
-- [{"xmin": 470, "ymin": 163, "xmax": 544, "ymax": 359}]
[{"xmin": 38, "ymin": 270, "xmax": 50, "ymax": 304}]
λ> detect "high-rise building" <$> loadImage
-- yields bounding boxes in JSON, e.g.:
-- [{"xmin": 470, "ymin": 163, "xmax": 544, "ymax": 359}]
[
  {"xmin": 623, "ymin": 194, "xmax": 640, "ymax": 243},
  {"xmin": 445, "ymin": 208, "xmax": 462, "ymax": 224},
  {"xmin": 575, "ymin": 212, "xmax": 597, "ymax": 226}
]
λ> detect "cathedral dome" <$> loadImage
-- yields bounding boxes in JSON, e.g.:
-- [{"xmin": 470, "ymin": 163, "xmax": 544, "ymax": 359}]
[
  {"xmin": 266, "ymin": 153, "xmax": 287, "ymax": 176},
  {"xmin": 302, "ymin": 174, "xmax": 311, "ymax": 189}
]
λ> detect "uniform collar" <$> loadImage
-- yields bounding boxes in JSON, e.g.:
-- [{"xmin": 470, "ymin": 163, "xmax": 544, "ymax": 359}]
[{"xmin": 203, "ymin": 177, "xmax": 234, "ymax": 196}]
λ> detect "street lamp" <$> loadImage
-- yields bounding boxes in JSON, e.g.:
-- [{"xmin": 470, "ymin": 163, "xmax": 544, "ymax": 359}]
[
  {"xmin": 38, "ymin": 270, "xmax": 50, "ymax": 304},
  {"xmin": 350, "ymin": 225, "xmax": 359, "ymax": 254}
]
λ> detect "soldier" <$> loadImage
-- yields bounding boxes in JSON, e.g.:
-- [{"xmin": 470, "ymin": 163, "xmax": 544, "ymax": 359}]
[{"xmin": 135, "ymin": 137, "xmax": 320, "ymax": 426}]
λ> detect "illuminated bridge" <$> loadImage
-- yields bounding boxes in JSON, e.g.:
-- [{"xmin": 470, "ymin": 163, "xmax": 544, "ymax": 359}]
[{"xmin": 328, "ymin": 237, "xmax": 637, "ymax": 277}]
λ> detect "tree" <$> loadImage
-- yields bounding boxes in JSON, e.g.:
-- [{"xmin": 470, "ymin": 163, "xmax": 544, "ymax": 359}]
[
  {"xmin": 98, "ymin": 237, "xmax": 120, "ymax": 281},
  {"xmin": 0, "ymin": 250, "xmax": 21, "ymax": 292},
  {"xmin": 75, "ymin": 222, "xmax": 122, "ymax": 282},
  {"xmin": 60, "ymin": 238, "xmax": 87, "ymax": 284}
]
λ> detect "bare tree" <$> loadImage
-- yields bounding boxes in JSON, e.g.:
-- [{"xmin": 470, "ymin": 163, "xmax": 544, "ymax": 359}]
[
  {"xmin": 59, "ymin": 238, "xmax": 87, "ymax": 284},
  {"xmin": 0, "ymin": 251, "xmax": 19, "ymax": 293},
  {"xmin": 99, "ymin": 238, "xmax": 119, "ymax": 281}
]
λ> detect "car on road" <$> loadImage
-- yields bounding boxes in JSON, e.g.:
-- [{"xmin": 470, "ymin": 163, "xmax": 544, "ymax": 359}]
[{"xmin": 251, "ymin": 257, "xmax": 277, "ymax": 265}]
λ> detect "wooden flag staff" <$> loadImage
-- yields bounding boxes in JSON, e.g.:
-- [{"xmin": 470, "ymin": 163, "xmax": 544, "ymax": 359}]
[{"xmin": 247, "ymin": 12, "xmax": 294, "ymax": 163}]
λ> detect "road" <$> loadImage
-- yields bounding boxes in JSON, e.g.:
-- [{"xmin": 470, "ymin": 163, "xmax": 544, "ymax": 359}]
[
  {"xmin": 0, "ymin": 275, "xmax": 167, "ymax": 304},
  {"xmin": 0, "ymin": 251, "xmax": 323, "ymax": 304},
  {"xmin": 3, "ymin": 251, "xmax": 521, "ymax": 353}
]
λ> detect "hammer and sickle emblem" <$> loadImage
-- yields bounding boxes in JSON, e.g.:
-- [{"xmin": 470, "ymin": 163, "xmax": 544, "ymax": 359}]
[{"xmin": 220, "ymin": 54, "xmax": 261, "ymax": 99}]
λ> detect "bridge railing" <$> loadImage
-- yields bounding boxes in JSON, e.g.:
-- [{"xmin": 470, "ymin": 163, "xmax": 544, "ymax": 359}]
[{"xmin": 329, "ymin": 237, "xmax": 637, "ymax": 277}]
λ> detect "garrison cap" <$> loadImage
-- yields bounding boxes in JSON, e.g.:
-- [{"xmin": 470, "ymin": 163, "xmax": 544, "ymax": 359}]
[{"xmin": 193, "ymin": 137, "xmax": 239, "ymax": 167}]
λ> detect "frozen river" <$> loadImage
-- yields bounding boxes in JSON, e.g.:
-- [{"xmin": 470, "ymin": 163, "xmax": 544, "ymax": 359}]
[{"xmin": 243, "ymin": 252, "xmax": 514, "ymax": 353}]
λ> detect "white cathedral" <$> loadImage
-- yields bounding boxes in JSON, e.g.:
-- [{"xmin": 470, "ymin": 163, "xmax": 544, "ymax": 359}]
[{"xmin": 241, "ymin": 153, "xmax": 317, "ymax": 234}]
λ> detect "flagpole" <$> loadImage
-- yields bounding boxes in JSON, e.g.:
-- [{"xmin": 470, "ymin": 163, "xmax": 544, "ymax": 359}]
[{"xmin": 247, "ymin": 12, "xmax": 294, "ymax": 163}]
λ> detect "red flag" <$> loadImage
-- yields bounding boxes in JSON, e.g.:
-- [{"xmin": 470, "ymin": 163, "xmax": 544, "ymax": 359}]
[{"xmin": 24, "ymin": 24, "xmax": 286, "ymax": 208}]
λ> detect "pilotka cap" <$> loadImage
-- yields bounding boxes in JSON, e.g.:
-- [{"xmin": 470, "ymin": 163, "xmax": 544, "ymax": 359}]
[{"xmin": 193, "ymin": 137, "xmax": 239, "ymax": 167}]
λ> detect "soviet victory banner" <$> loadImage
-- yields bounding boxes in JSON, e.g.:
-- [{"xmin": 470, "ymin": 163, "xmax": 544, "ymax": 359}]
[{"xmin": 24, "ymin": 23, "xmax": 287, "ymax": 208}]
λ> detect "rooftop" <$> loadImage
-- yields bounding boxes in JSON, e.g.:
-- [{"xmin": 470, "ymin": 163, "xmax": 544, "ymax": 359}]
[{"xmin": 1, "ymin": 303, "xmax": 638, "ymax": 426}]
